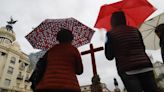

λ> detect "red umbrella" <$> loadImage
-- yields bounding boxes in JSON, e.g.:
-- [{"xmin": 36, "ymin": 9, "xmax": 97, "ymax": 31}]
[
  {"xmin": 94, "ymin": 0, "xmax": 156, "ymax": 31},
  {"xmin": 25, "ymin": 17, "xmax": 95, "ymax": 50}
]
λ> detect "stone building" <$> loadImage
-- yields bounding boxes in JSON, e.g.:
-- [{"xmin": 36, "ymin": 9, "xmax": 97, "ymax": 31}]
[{"xmin": 0, "ymin": 21, "xmax": 33, "ymax": 92}]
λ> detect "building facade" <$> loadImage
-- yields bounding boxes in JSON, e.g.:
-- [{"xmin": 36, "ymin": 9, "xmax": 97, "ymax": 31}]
[{"xmin": 0, "ymin": 25, "xmax": 33, "ymax": 92}]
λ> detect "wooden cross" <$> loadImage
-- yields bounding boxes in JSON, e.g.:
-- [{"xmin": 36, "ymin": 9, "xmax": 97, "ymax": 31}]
[{"xmin": 81, "ymin": 44, "xmax": 104, "ymax": 76}]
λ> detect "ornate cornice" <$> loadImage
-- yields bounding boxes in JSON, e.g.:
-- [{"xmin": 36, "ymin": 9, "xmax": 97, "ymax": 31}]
[
  {"xmin": 0, "ymin": 44, "xmax": 30, "ymax": 62},
  {"xmin": 0, "ymin": 28, "xmax": 16, "ymax": 41}
]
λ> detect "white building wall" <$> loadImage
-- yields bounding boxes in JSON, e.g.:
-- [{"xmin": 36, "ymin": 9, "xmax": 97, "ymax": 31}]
[{"xmin": 0, "ymin": 27, "xmax": 33, "ymax": 92}]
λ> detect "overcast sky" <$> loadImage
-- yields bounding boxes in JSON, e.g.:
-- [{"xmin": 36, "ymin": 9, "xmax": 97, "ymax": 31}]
[{"xmin": 0, "ymin": 0, "xmax": 164, "ymax": 91}]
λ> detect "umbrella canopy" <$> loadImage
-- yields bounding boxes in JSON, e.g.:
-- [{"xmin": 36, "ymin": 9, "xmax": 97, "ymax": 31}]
[
  {"xmin": 139, "ymin": 12, "xmax": 164, "ymax": 50},
  {"xmin": 25, "ymin": 17, "xmax": 95, "ymax": 50},
  {"xmin": 94, "ymin": 0, "xmax": 156, "ymax": 31}
]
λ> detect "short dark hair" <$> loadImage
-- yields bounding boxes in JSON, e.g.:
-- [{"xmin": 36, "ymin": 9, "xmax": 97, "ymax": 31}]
[
  {"xmin": 111, "ymin": 11, "xmax": 126, "ymax": 28},
  {"xmin": 56, "ymin": 28, "xmax": 73, "ymax": 43},
  {"xmin": 155, "ymin": 23, "xmax": 164, "ymax": 34}
]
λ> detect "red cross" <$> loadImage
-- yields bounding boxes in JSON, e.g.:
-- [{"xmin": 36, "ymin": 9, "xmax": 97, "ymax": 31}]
[{"xmin": 81, "ymin": 44, "xmax": 104, "ymax": 76}]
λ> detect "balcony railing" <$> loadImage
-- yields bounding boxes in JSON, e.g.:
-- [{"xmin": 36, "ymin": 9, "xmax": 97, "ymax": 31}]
[
  {"xmin": 25, "ymin": 77, "xmax": 30, "ymax": 82},
  {"xmin": 17, "ymin": 75, "xmax": 23, "ymax": 80}
]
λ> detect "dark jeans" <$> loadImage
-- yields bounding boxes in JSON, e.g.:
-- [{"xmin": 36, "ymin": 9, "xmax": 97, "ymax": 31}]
[{"xmin": 118, "ymin": 71, "xmax": 159, "ymax": 92}]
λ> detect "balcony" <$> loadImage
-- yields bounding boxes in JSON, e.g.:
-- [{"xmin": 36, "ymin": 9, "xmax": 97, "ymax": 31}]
[
  {"xmin": 25, "ymin": 77, "xmax": 30, "ymax": 82},
  {"xmin": 17, "ymin": 74, "xmax": 23, "ymax": 80}
]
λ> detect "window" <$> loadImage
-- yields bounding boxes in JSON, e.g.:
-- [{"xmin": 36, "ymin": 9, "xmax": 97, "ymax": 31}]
[
  {"xmin": 1, "ymin": 52, "xmax": 6, "ymax": 56},
  {"xmin": 19, "ymin": 62, "xmax": 26, "ymax": 71},
  {"xmin": 25, "ymin": 74, "xmax": 29, "ymax": 80},
  {"xmin": 4, "ymin": 79, "xmax": 11, "ymax": 86},
  {"xmin": 25, "ymin": 85, "xmax": 27, "ymax": 89},
  {"xmin": 19, "ymin": 60, "xmax": 21, "ymax": 63},
  {"xmin": 10, "ymin": 57, "xmax": 16, "ymax": 64},
  {"xmin": 18, "ymin": 72, "xmax": 22, "ymax": 77},
  {"xmin": 21, "ymin": 63, "xmax": 25, "ymax": 68},
  {"xmin": 7, "ymin": 66, "xmax": 14, "ymax": 74},
  {"xmin": 17, "ymin": 72, "xmax": 23, "ymax": 80},
  {"xmin": 27, "ymin": 66, "xmax": 31, "ymax": 73}
]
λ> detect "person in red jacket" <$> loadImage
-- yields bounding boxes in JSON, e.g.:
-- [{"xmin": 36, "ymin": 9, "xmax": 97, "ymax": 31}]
[
  {"xmin": 105, "ymin": 11, "xmax": 158, "ymax": 92},
  {"xmin": 36, "ymin": 28, "xmax": 83, "ymax": 92}
]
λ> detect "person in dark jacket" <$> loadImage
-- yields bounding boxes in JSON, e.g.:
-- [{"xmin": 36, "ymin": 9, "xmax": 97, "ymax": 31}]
[
  {"xmin": 105, "ymin": 11, "xmax": 159, "ymax": 92},
  {"xmin": 29, "ymin": 52, "xmax": 48, "ymax": 92},
  {"xmin": 36, "ymin": 28, "xmax": 83, "ymax": 92},
  {"xmin": 155, "ymin": 23, "xmax": 164, "ymax": 63}
]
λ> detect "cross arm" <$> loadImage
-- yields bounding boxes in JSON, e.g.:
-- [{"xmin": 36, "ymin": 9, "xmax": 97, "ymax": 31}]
[{"xmin": 81, "ymin": 47, "xmax": 104, "ymax": 55}]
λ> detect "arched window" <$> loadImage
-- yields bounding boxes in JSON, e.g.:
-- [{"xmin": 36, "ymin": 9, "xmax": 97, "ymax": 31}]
[
  {"xmin": 1, "ymin": 52, "xmax": 6, "ymax": 56},
  {"xmin": 7, "ymin": 66, "xmax": 14, "ymax": 74},
  {"xmin": 10, "ymin": 57, "xmax": 16, "ymax": 64}
]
